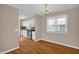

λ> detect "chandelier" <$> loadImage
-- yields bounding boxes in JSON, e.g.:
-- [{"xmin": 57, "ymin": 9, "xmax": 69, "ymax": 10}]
[{"xmin": 41, "ymin": 4, "xmax": 50, "ymax": 16}]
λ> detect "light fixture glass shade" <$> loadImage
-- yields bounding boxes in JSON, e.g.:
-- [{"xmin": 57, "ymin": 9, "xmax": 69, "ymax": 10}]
[{"xmin": 41, "ymin": 4, "xmax": 49, "ymax": 16}]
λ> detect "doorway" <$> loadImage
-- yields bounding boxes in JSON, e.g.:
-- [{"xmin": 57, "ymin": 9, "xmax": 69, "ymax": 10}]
[{"xmin": 20, "ymin": 19, "xmax": 35, "ymax": 39}]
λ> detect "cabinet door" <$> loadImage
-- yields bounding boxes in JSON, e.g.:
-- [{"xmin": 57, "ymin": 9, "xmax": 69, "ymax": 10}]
[{"xmin": 32, "ymin": 31, "xmax": 35, "ymax": 40}]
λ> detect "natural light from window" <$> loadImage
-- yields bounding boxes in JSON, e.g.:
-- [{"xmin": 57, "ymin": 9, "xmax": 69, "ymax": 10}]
[{"xmin": 47, "ymin": 15, "xmax": 67, "ymax": 33}]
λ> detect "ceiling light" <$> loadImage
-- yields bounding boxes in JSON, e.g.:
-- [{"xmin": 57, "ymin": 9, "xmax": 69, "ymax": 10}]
[{"xmin": 41, "ymin": 4, "xmax": 50, "ymax": 16}]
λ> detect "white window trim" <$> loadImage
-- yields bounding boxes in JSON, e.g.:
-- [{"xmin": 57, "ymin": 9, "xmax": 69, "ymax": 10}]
[{"xmin": 47, "ymin": 14, "xmax": 67, "ymax": 34}]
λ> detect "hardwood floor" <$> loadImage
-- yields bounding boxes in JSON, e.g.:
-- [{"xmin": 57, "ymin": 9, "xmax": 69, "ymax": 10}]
[{"xmin": 7, "ymin": 37, "xmax": 79, "ymax": 54}]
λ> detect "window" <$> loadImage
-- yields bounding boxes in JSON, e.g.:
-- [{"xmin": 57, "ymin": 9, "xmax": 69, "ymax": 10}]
[{"xmin": 47, "ymin": 15, "xmax": 67, "ymax": 33}]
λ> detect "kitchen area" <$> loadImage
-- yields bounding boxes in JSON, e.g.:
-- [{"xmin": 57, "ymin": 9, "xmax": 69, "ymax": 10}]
[{"xmin": 20, "ymin": 18, "xmax": 36, "ymax": 40}]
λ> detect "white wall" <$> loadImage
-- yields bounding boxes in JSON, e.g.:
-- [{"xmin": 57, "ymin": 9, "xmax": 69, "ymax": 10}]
[
  {"xmin": 0, "ymin": 5, "xmax": 19, "ymax": 53},
  {"xmin": 35, "ymin": 7, "xmax": 79, "ymax": 48}
]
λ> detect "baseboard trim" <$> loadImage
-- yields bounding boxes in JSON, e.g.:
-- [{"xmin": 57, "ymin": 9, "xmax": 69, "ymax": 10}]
[
  {"xmin": 36, "ymin": 39, "xmax": 79, "ymax": 49},
  {"xmin": 0, "ymin": 46, "xmax": 19, "ymax": 54}
]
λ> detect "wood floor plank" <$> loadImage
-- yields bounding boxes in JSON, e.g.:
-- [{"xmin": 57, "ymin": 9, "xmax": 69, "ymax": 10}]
[{"xmin": 7, "ymin": 37, "xmax": 79, "ymax": 54}]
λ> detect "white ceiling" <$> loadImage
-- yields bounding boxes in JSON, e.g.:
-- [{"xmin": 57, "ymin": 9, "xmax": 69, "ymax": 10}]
[{"xmin": 7, "ymin": 4, "xmax": 79, "ymax": 17}]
